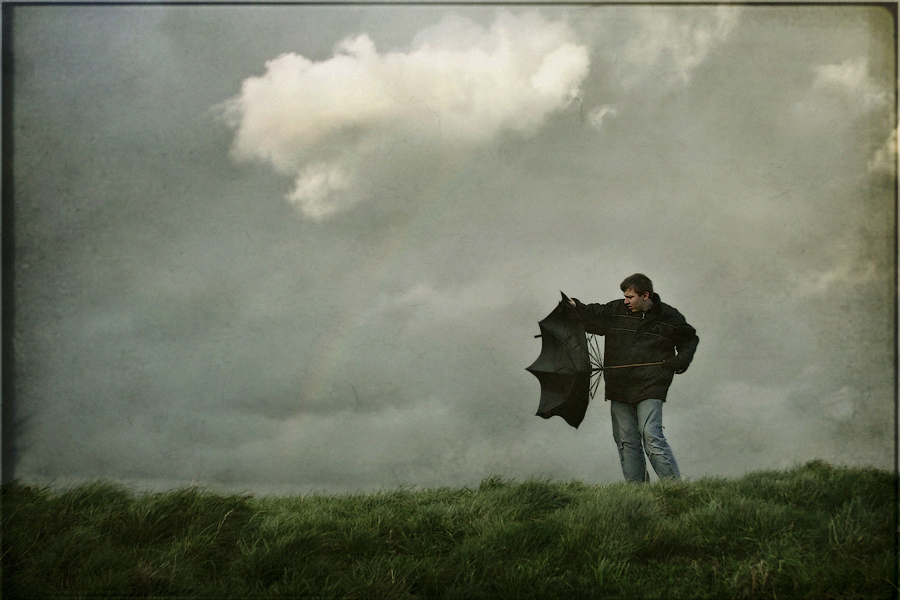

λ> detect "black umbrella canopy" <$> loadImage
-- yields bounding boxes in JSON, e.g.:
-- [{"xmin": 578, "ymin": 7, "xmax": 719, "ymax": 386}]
[{"xmin": 526, "ymin": 292, "xmax": 594, "ymax": 428}]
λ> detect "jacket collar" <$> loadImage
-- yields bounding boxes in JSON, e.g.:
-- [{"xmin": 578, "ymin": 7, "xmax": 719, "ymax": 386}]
[{"xmin": 641, "ymin": 293, "xmax": 662, "ymax": 320}]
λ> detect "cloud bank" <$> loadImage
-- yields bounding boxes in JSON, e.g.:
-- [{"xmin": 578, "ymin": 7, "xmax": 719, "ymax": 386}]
[
  {"xmin": 11, "ymin": 5, "xmax": 894, "ymax": 495},
  {"xmin": 220, "ymin": 11, "xmax": 589, "ymax": 220}
]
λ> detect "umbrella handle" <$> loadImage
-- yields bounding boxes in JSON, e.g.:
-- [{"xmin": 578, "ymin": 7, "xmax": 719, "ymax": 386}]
[{"xmin": 598, "ymin": 361, "xmax": 664, "ymax": 370}]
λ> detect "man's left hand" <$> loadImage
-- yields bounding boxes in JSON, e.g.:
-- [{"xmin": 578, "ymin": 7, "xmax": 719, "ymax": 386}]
[{"xmin": 664, "ymin": 358, "xmax": 689, "ymax": 374}]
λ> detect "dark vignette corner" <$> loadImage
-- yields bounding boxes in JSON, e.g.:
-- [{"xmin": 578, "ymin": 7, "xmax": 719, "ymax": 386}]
[{"xmin": 2, "ymin": 3, "xmax": 16, "ymax": 484}]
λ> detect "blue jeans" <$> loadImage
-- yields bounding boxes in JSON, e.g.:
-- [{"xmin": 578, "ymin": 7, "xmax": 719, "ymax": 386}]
[{"xmin": 610, "ymin": 399, "xmax": 681, "ymax": 482}]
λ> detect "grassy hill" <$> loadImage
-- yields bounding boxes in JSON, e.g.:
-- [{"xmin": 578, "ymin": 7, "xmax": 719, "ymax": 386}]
[{"xmin": 2, "ymin": 460, "xmax": 896, "ymax": 599}]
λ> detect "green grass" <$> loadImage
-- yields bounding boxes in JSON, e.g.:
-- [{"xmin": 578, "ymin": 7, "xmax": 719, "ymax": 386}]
[{"xmin": 2, "ymin": 460, "xmax": 896, "ymax": 599}]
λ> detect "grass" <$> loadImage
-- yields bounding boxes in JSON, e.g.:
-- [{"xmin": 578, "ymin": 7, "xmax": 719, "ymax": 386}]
[{"xmin": 2, "ymin": 460, "xmax": 896, "ymax": 599}]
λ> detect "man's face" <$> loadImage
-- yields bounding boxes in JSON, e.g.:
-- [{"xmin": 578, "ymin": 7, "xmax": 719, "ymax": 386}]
[{"xmin": 623, "ymin": 288, "xmax": 652, "ymax": 313}]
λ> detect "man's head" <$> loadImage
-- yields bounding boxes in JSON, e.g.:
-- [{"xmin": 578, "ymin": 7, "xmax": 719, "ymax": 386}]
[{"xmin": 620, "ymin": 273, "xmax": 654, "ymax": 313}]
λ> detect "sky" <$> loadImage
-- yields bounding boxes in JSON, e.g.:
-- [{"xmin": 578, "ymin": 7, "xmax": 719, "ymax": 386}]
[{"xmin": 6, "ymin": 4, "xmax": 897, "ymax": 495}]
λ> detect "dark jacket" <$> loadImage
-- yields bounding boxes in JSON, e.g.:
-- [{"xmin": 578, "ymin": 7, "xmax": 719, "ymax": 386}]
[{"xmin": 571, "ymin": 293, "xmax": 698, "ymax": 404}]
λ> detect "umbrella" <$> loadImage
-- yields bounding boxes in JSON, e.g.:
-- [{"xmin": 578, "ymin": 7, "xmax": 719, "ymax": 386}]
[{"xmin": 525, "ymin": 292, "xmax": 600, "ymax": 428}]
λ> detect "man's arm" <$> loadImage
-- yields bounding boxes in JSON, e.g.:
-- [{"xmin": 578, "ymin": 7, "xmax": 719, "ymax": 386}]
[
  {"xmin": 665, "ymin": 320, "xmax": 699, "ymax": 374},
  {"xmin": 566, "ymin": 296, "xmax": 612, "ymax": 336}
]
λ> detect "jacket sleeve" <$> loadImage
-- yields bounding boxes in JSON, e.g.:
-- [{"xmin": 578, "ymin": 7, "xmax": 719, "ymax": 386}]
[
  {"xmin": 569, "ymin": 298, "xmax": 613, "ymax": 336},
  {"xmin": 667, "ymin": 318, "xmax": 699, "ymax": 374}
]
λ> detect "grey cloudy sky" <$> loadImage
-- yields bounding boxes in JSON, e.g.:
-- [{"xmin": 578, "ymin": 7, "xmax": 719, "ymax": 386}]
[{"xmin": 8, "ymin": 4, "xmax": 896, "ymax": 494}]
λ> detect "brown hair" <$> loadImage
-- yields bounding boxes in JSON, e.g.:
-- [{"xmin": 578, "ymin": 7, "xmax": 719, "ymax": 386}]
[{"xmin": 620, "ymin": 273, "xmax": 653, "ymax": 296}]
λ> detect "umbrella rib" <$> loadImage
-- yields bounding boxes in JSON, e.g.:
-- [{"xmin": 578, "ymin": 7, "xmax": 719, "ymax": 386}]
[{"xmin": 590, "ymin": 368, "xmax": 602, "ymax": 399}]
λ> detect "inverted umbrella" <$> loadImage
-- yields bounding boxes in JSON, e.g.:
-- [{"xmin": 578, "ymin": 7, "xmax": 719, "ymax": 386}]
[{"xmin": 525, "ymin": 292, "xmax": 599, "ymax": 428}]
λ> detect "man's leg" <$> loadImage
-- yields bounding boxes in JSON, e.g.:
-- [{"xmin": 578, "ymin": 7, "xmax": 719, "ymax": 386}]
[
  {"xmin": 610, "ymin": 401, "xmax": 649, "ymax": 482},
  {"xmin": 636, "ymin": 399, "xmax": 681, "ymax": 480}
]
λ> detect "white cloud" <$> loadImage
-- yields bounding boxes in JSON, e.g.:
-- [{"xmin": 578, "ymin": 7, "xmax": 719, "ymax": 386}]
[
  {"xmin": 618, "ymin": 6, "xmax": 741, "ymax": 89},
  {"xmin": 812, "ymin": 57, "xmax": 889, "ymax": 111},
  {"xmin": 286, "ymin": 161, "xmax": 355, "ymax": 221},
  {"xmin": 796, "ymin": 253, "xmax": 882, "ymax": 297},
  {"xmin": 587, "ymin": 104, "xmax": 618, "ymax": 131},
  {"xmin": 220, "ymin": 11, "xmax": 589, "ymax": 220},
  {"xmin": 869, "ymin": 127, "xmax": 897, "ymax": 175},
  {"xmin": 793, "ymin": 57, "xmax": 890, "ymax": 127}
]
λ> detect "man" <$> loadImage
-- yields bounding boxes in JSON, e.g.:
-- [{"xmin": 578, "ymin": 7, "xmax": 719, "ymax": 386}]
[{"xmin": 568, "ymin": 273, "xmax": 698, "ymax": 482}]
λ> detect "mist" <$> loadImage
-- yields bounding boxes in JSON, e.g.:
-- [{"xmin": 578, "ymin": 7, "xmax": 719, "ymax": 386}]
[{"xmin": 7, "ymin": 4, "xmax": 895, "ymax": 495}]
